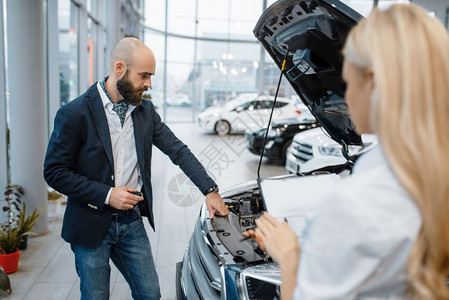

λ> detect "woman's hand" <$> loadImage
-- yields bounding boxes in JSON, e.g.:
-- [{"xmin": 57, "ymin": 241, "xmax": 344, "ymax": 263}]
[
  {"xmin": 255, "ymin": 212, "xmax": 300, "ymax": 265},
  {"xmin": 242, "ymin": 228, "xmax": 265, "ymax": 251},
  {"xmin": 243, "ymin": 212, "xmax": 300, "ymax": 300}
]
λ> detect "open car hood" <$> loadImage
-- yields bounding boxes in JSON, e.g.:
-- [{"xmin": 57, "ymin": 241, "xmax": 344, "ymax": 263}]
[{"xmin": 254, "ymin": 0, "xmax": 363, "ymax": 146}]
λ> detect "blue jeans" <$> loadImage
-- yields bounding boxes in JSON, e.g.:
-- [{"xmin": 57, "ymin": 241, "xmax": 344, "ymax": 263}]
[{"xmin": 71, "ymin": 207, "xmax": 161, "ymax": 300}]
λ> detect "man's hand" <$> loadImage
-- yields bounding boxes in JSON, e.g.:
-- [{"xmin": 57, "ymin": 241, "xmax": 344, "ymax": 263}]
[
  {"xmin": 205, "ymin": 192, "xmax": 229, "ymax": 219},
  {"xmin": 109, "ymin": 186, "xmax": 144, "ymax": 210}
]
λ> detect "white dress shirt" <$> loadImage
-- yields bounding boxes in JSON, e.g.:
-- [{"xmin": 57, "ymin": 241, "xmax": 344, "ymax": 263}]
[
  {"xmin": 97, "ymin": 83, "xmax": 142, "ymax": 204},
  {"xmin": 294, "ymin": 146, "xmax": 421, "ymax": 299}
]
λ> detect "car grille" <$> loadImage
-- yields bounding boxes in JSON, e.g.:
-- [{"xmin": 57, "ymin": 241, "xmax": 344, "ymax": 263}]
[
  {"xmin": 181, "ymin": 219, "xmax": 221, "ymax": 299},
  {"xmin": 245, "ymin": 276, "xmax": 280, "ymax": 299},
  {"xmin": 291, "ymin": 141, "xmax": 314, "ymax": 162}
]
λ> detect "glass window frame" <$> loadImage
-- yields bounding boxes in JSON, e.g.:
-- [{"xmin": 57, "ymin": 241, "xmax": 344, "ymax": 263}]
[{"xmin": 143, "ymin": 0, "xmax": 280, "ymax": 123}]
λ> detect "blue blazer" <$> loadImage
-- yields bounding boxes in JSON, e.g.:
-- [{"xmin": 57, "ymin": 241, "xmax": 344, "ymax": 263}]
[{"xmin": 44, "ymin": 83, "xmax": 216, "ymax": 248}]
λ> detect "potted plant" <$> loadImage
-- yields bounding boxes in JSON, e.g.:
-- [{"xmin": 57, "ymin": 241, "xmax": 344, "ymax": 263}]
[
  {"xmin": 0, "ymin": 224, "xmax": 23, "ymax": 273},
  {"xmin": 47, "ymin": 190, "xmax": 64, "ymax": 220},
  {"xmin": 47, "ymin": 190, "xmax": 63, "ymax": 202},
  {"xmin": 16, "ymin": 202, "xmax": 40, "ymax": 250},
  {"xmin": 0, "ymin": 184, "xmax": 40, "ymax": 273}
]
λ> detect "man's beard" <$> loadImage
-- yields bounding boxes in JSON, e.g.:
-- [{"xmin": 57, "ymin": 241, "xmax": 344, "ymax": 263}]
[{"xmin": 116, "ymin": 70, "xmax": 146, "ymax": 106}]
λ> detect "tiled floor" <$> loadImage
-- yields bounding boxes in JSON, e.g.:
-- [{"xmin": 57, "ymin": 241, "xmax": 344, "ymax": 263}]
[{"xmin": 5, "ymin": 123, "xmax": 287, "ymax": 300}]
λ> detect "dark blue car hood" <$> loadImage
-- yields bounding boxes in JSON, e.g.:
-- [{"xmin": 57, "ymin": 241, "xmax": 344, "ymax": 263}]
[{"xmin": 254, "ymin": 0, "xmax": 363, "ymax": 146}]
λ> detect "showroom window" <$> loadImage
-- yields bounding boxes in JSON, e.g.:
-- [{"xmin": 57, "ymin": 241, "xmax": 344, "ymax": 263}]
[
  {"xmin": 87, "ymin": 3, "xmax": 104, "ymax": 89},
  {"xmin": 144, "ymin": 0, "xmax": 296, "ymax": 123},
  {"xmin": 59, "ymin": 0, "xmax": 79, "ymax": 106},
  {"xmin": 87, "ymin": 18, "xmax": 94, "ymax": 87},
  {"xmin": 146, "ymin": 0, "xmax": 421, "ymax": 124},
  {"xmin": 59, "ymin": 0, "xmax": 107, "ymax": 106}
]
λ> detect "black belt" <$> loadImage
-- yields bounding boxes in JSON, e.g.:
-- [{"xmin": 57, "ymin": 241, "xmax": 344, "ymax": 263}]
[{"xmin": 109, "ymin": 205, "xmax": 137, "ymax": 215}]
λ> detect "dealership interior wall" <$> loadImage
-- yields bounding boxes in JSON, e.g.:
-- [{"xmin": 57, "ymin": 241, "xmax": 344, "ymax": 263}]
[{"xmin": 0, "ymin": 0, "xmax": 447, "ymax": 237}]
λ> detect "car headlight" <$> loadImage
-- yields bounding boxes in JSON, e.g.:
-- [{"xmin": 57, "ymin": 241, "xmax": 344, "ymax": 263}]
[
  {"xmin": 318, "ymin": 145, "xmax": 343, "ymax": 156},
  {"xmin": 318, "ymin": 145, "xmax": 362, "ymax": 156},
  {"xmin": 237, "ymin": 264, "xmax": 281, "ymax": 300}
]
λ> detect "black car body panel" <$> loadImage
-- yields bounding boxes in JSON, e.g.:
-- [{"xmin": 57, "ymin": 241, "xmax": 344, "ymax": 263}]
[
  {"xmin": 254, "ymin": 0, "xmax": 362, "ymax": 147},
  {"xmin": 245, "ymin": 118, "xmax": 319, "ymax": 162}
]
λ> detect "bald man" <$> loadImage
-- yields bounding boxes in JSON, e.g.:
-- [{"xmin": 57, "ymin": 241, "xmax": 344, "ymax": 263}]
[{"xmin": 44, "ymin": 37, "xmax": 229, "ymax": 299}]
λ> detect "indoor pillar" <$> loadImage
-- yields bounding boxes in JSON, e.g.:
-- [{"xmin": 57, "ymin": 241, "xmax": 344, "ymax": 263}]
[
  {"xmin": 0, "ymin": 0, "xmax": 8, "ymax": 224},
  {"xmin": 7, "ymin": 0, "xmax": 48, "ymax": 234},
  {"xmin": 106, "ymin": 0, "xmax": 121, "ymax": 70}
]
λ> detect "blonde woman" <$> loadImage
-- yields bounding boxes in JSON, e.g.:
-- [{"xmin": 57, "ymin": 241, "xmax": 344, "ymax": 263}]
[{"xmin": 247, "ymin": 4, "xmax": 449, "ymax": 299}]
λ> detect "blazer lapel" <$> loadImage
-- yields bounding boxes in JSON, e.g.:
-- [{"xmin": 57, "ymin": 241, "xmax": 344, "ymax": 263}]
[
  {"xmin": 132, "ymin": 107, "xmax": 145, "ymax": 172},
  {"xmin": 86, "ymin": 85, "xmax": 114, "ymax": 173}
]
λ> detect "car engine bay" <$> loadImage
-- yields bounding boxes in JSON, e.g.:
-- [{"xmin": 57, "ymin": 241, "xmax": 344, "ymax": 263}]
[{"xmin": 211, "ymin": 189, "xmax": 269, "ymax": 265}]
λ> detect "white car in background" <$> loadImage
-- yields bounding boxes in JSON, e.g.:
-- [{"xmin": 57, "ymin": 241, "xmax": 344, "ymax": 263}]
[
  {"xmin": 198, "ymin": 93, "xmax": 300, "ymax": 135},
  {"xmin": 286, "ymin": 127, "xmax": 378, "ymax": 174},
  {"xmin": 166, "ymin": 94, "xmax": 191, "ymax": 106}
]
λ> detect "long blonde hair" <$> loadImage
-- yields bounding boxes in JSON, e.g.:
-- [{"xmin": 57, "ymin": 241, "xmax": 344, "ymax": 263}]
[{"xmin": 344, "ymin": 4, "xmax": 449, "ymax": 299}]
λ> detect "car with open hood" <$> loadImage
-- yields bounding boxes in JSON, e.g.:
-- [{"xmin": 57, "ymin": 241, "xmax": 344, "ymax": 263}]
[{"xmin": 176, "ymin": 1, "xmax": 371, "ymax": 298}]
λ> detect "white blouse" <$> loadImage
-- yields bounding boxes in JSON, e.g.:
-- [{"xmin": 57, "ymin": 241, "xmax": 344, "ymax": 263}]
[{"xmin": 294, "ymin": 146, "xmax": 421, "ymax": 299}]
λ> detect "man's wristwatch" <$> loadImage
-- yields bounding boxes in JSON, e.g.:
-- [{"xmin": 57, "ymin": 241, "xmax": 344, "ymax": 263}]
[{"xmin": 204, "ymin": 185, "xmax": 219, "ymax": 195}]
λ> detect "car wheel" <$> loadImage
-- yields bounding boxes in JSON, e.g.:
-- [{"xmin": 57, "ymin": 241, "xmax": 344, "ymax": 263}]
[
  {"xmin": 215, "ymin": 120, "xmax": 231, "ymax": 135},
  {"xmin": 281, "ymin": 139, "xmax": 292, "ymax": 164}
]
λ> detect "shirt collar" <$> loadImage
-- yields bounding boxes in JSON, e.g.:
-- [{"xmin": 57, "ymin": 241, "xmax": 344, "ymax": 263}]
[
  {"xmin": 97, "ymin": 81, "xmax": 111, "ymax": 109},
  {"xmin": 97, "ymin": 77, "xmax": 136, "ymax": 112}
]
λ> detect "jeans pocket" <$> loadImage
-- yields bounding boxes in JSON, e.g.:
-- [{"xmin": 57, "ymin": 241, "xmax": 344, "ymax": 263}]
[
  {"xmin": 118, "ymin": 210, "xmax": 142, "ymax": 226},
  {"xmin": 127, "ymin": 216, "xmax": 146, "ymax": 237},
  {"xmin": 132, "ymin": 206, "xmax": 143, "ymax": 219}
]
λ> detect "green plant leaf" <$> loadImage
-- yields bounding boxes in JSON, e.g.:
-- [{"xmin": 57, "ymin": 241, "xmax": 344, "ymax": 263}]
[{"xmin": 0, "ymin": 186, "xmax": 41, "ymax": 254}]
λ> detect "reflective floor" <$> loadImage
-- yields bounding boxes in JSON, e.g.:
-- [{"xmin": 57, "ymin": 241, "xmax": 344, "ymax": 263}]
[{"xmin": 6, "ymin": 123, "xmax": 287, "ymax": 300}]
